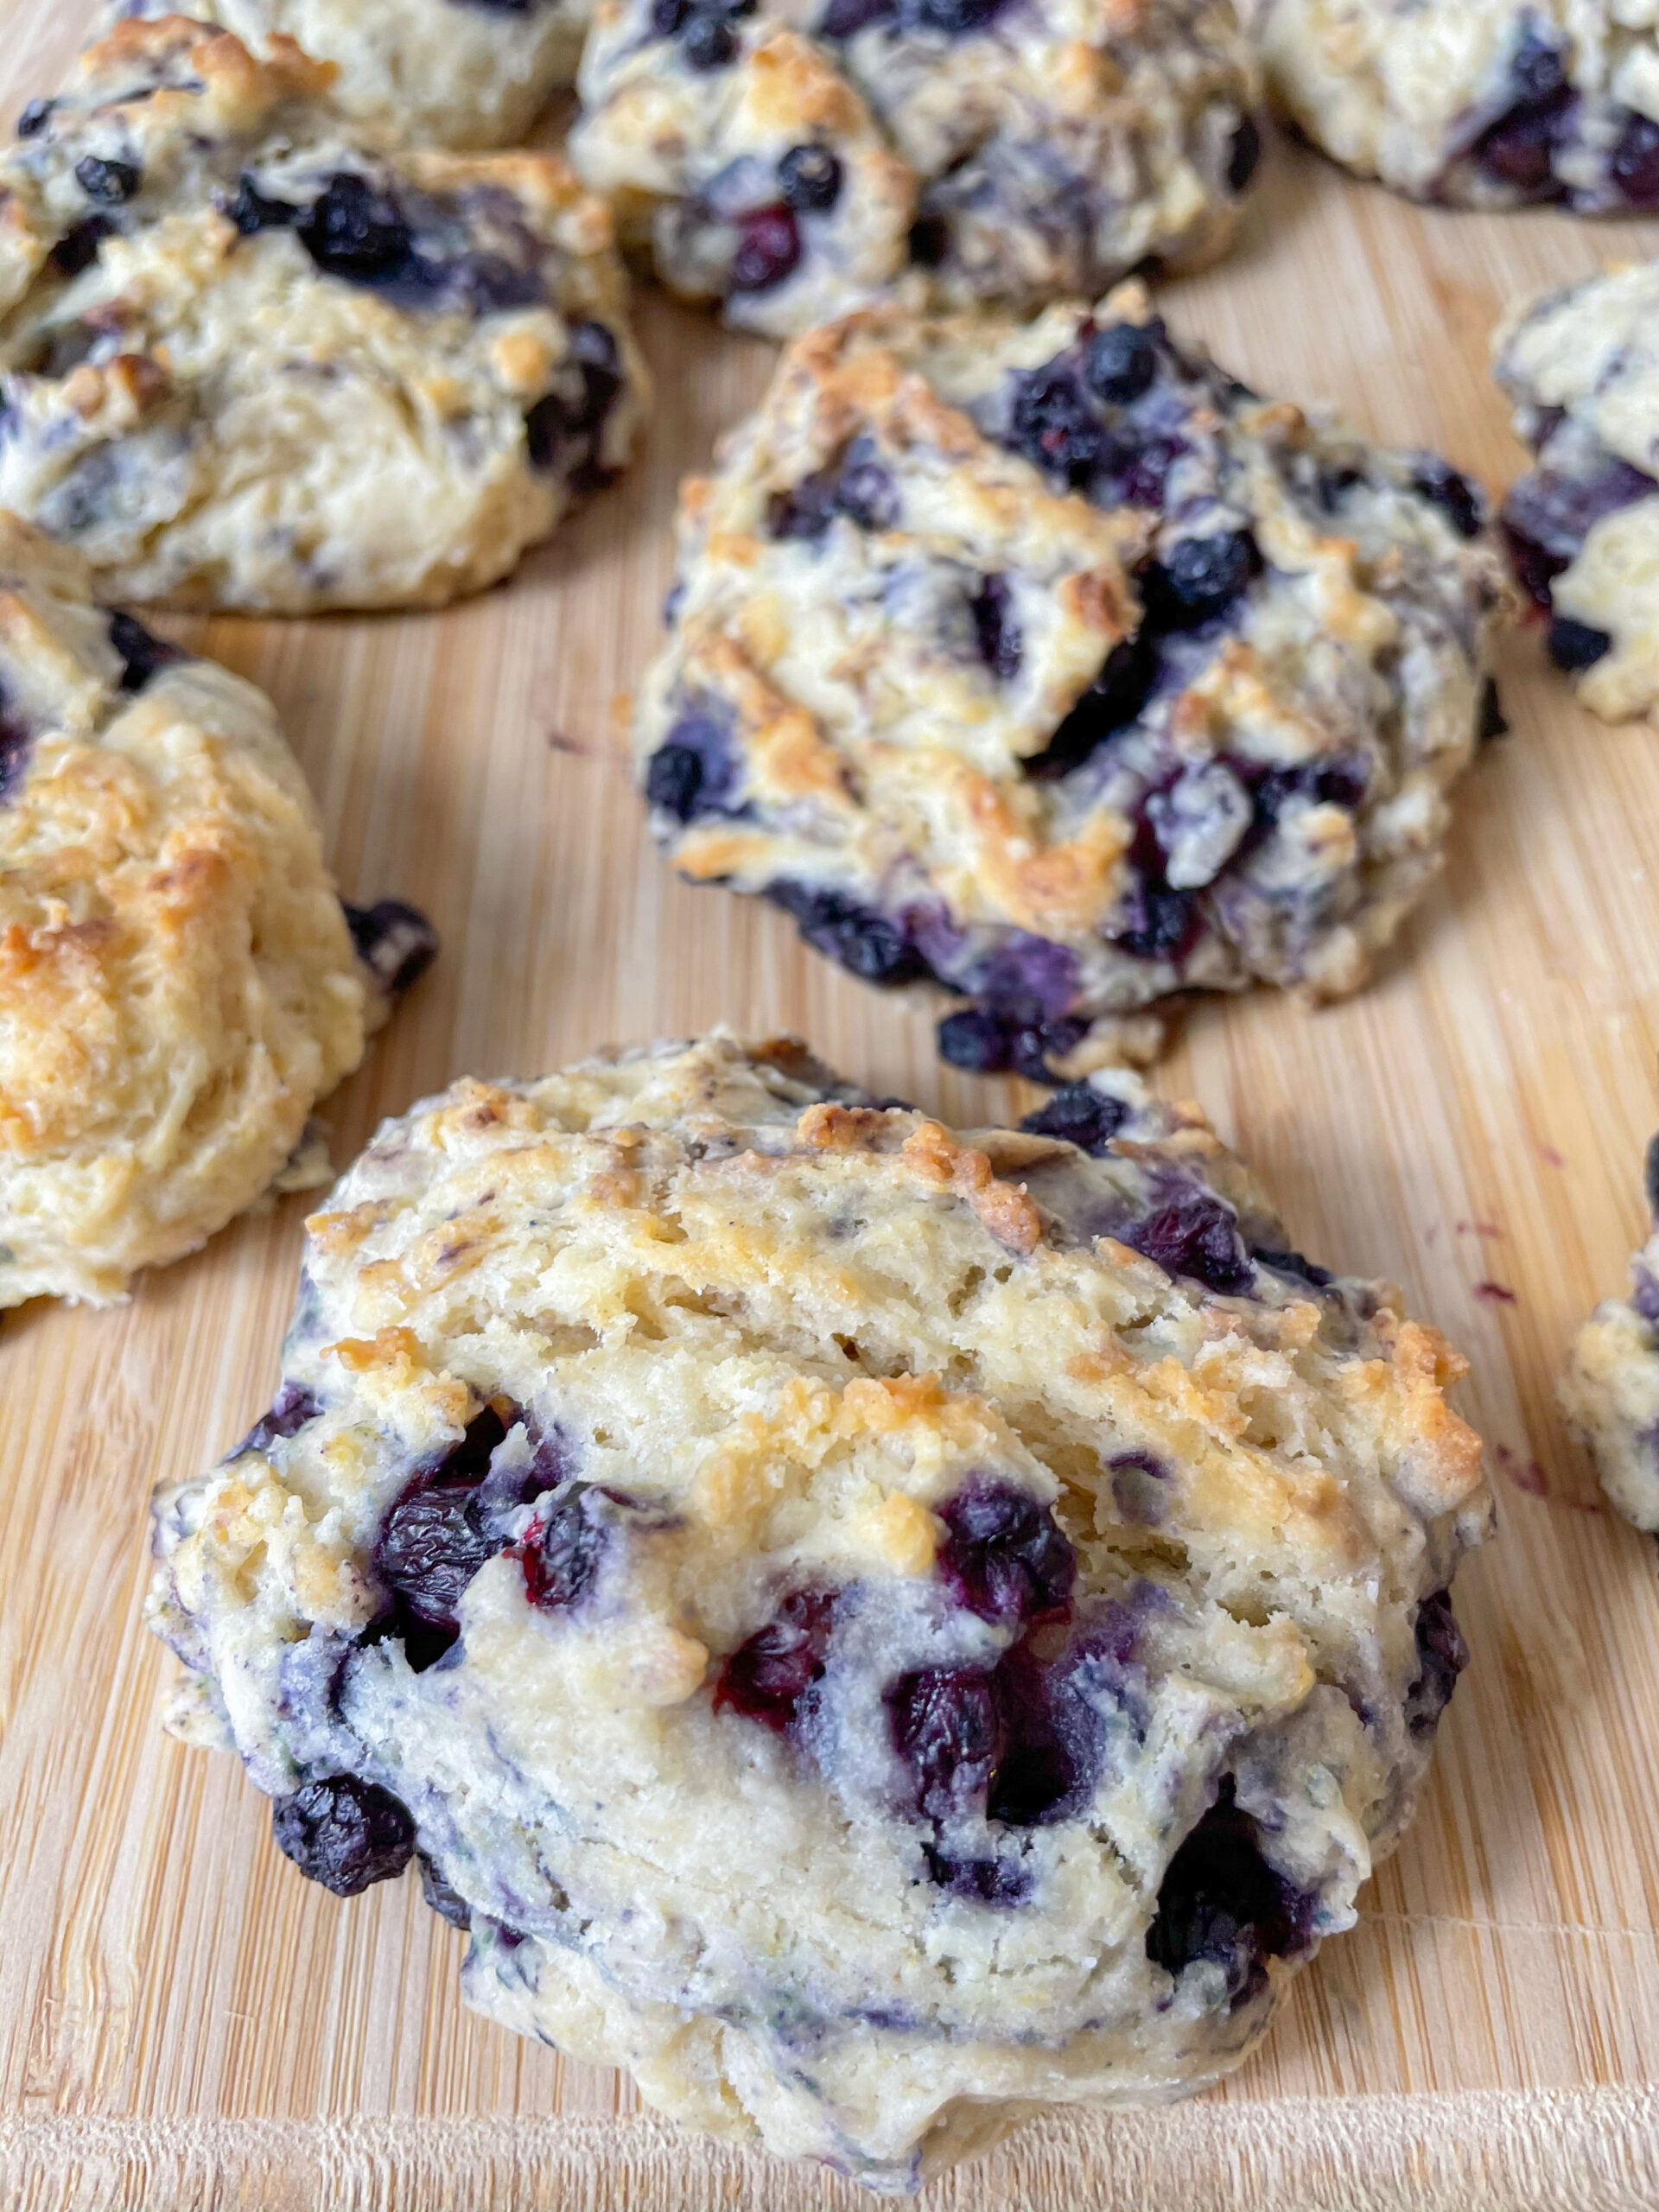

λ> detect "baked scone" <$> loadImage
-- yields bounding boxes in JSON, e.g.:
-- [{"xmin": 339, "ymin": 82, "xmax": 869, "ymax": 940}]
[
  {"xmin": 636, "ymin": 287, "xmax": 1509, "ymax": 1077},
  {"xmin": 1561, "ymin": 1131, "xmax": 1659, "ymax": 1530},
  {"xmin": 570, "ymin": 0, "xmax": 1262, "ymax": 334},
  {"xmin": 101, "ymin": 0, "xmax": 590, "ymax": 151},
  {"xmin": 569, "ymin": 16, "xmax": 915, "ymax": 340},
  {"xmin": 1494, "ymin": 260, "xmax": 1659, "ymax": 722},
  {"xmin": 0, "ymin": 511, "xmax": 435, "ymax": 1309},
  {"xmin": 1259, "ymin": 0, "xmax": 1659, "ymax": 211},
  {"xmin": 147, "ymin": 1030, "xmax": 1490, "ymax": 2190},
  {"xmin": 0, "ymin": 19, "xmax": 647, "ymax": 612}
]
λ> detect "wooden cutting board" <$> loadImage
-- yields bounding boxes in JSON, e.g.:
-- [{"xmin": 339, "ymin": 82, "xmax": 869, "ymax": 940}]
[{"xmin": 4, "ymin": 0, "xmax": 1659, "ymax": 2200}]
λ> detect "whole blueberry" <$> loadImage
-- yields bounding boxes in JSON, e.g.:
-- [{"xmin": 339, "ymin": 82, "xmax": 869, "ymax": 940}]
[
  {"xmin": 297, "ymin": 172, "xmax": 412, "ymax": 283},
  {"xmin": 16, "ymin": 97, "xmax": 54, "ymax": 138},
  {"xmin": 271, "ymin": 1775, "xmax": 416, "ymax": 1897},
  {"xmin": 731, "ymin": 206, "xmax": 800, "ymax": 290},
  {"xmin": 1084, "ymin": 321, "xmax": 1158, "ymax": 405},
  {"xmin": 777, "ymin": 143, "xmax": 842, "ymax": 212},
  {"xmin": 1141, "ymin": 529, "xmax": 1259, "ymax": 629},
  {"xmin": 938, "ymin": 1007, "xmax": 1010, "ymax": 1073},
  {"xmin": 1548, "ymin": 615, "xmax": 1611, "ymax": 671},
  {"xmin": 1010, "ymin": 368, "xmax": 1105, "ymax": 486},
  {"xmin": 74, "ymin": 155, "xmax": 139, "ymax": 205}
]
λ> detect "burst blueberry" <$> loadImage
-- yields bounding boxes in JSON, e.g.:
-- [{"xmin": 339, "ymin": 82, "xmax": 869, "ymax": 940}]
[
  {"xmin": 1146, "ymin": 1779, "xmax": 1308, "ymax": 2005},
  {"xmin": 715, "ymin": 1588, "xmax": 836, "ymax": 1730},
  {"xmin": 1120, "ymin": 1179, "xmax": 1254, "ymax": 1294},
  {"xmin": 1009, "ymin": 369, "xmax": 1105, "ymax": 486},
  {"xmin": 523, "ymin": 1484, "xmax": 612, "ymax": 1612},
  {"xmin": 1226, "ymin": 115, "xmax": 1262, "ymax": 193},
  {"xmin": 1403, "ymin": 1588, "xmax": 1467, "ymax": 1738},
  {"xmin": 74, "ymin": 155, "xmax": 139, "ymax": 205},
  {"xmin": 888, "ymin": 1666, "xmax": 1001, "ymax": 1820},
  {"xmin": 1020, "ymin": 1082, "xmax": 1128, "ymax": 1154},
  {"xmin": 108, "ymin": 609, "xmax": 184, "ymax": 692},
  {"xmin": 969, "ymin": 574, "xmax": 1021, "ymax": 680},
  {"xmin": 937, "ymin": 1480, "xmax": 1076, "ymax": 1629}
]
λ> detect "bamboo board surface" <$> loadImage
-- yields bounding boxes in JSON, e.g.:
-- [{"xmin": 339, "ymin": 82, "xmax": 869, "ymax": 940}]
[{"xmin": 4, "ymin": 0, "xmax": 1659, "ymax": 2200}]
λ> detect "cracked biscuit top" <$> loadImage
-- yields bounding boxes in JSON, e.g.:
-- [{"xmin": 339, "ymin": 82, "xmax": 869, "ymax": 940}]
[
  {"xmin": 1261, "ymin": 0, "xmax": 1659, "ymax": 212},
  {"xmin": 1494, "ymin": 258, "xmax": 1659, "ymax": 722},
  {"xmin": 636, "ymin": 287, "xmax": 1508, "ymax": 1077},
  {"xmin": 0, "ymin": 509, "xmax": 434, "ymax": 1308},
  {"xmin": 570, "ymin": 0, "xmax": 1261, "ymax": 334},
  {"xmin": 149, "ymin": 1028, "xmax": 1489, "ymax": 2190},
  {"xmin": 0, "ymin": 19, "xmax": 647, "ymax": 611},
  {"xmin": 102, "ymin": 0, "xmax": 592, "ymax": 151}
]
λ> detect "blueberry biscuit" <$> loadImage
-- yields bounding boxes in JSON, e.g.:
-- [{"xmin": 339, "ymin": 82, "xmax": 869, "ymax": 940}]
[
  {"xmin": 147, "ymin": 1029, "xmax": 1489, "ymax": 2188},
  {"xmin": 570, "ymin": 14, "xmax": 915, "ymax": 339},
  {"xmin": 1561, "ymin": 1132, "xmax": 1659, "ymax": 1530},
  {"xmin": 102, "ymin": 0, "xmax": 590, "ymax": 152},
  {"xmin": 636, "ymin": 288, "xmax": 1508, "ymax": 1076},
  {"xmin": 1494, "ymin": 260, "xmax": 1659, "ymax": 722},
  {"xmin": 1260, "ymin": 0, "xmax": 1659, "ymax": 211},
  {"xmin": 0, "ymin": 20, "xmax": 647, "ymax": 613},
  {"xmin": 570, "ymin": 0, "xmax": 1262, "ymax": 334},
  {"xmin": 0, "ymin": 511, "xmax": 434, "ymax": 1308}
]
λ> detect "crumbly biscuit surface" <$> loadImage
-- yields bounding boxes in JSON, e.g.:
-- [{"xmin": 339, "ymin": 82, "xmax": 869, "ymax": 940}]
[
  {"xmin": 1261, "ymin": 0, "xmax": 1659, "ymax": 211},
  {"xmin": 1562, "ymin": 1132, "xmax": 1659, "ymax": 1529},
  {"xmin": 149, "ymin": 1029, "xmax": 1490, "ymax": 2190},
  {"xmin": 1494, "ymin": 258, "xmax": 1659, "ymax": 721},
  {"xmin": 637, "ymin": 288, "xmax": 1507, "ymax": 1073},
  {"xmin": 104, "ymin": 0, "xmax": 590, "ymax": 150},
  {"xmin": 0, "ymin": 510, "xmax": 372, "ymax": 1306},
  {"xmin": 0, "ymin": 20, "xmax": 646, "ymax": 611},
  {"xmin": 571, "ymin": 0, "xmax": 1260, "ymax": 334}
]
